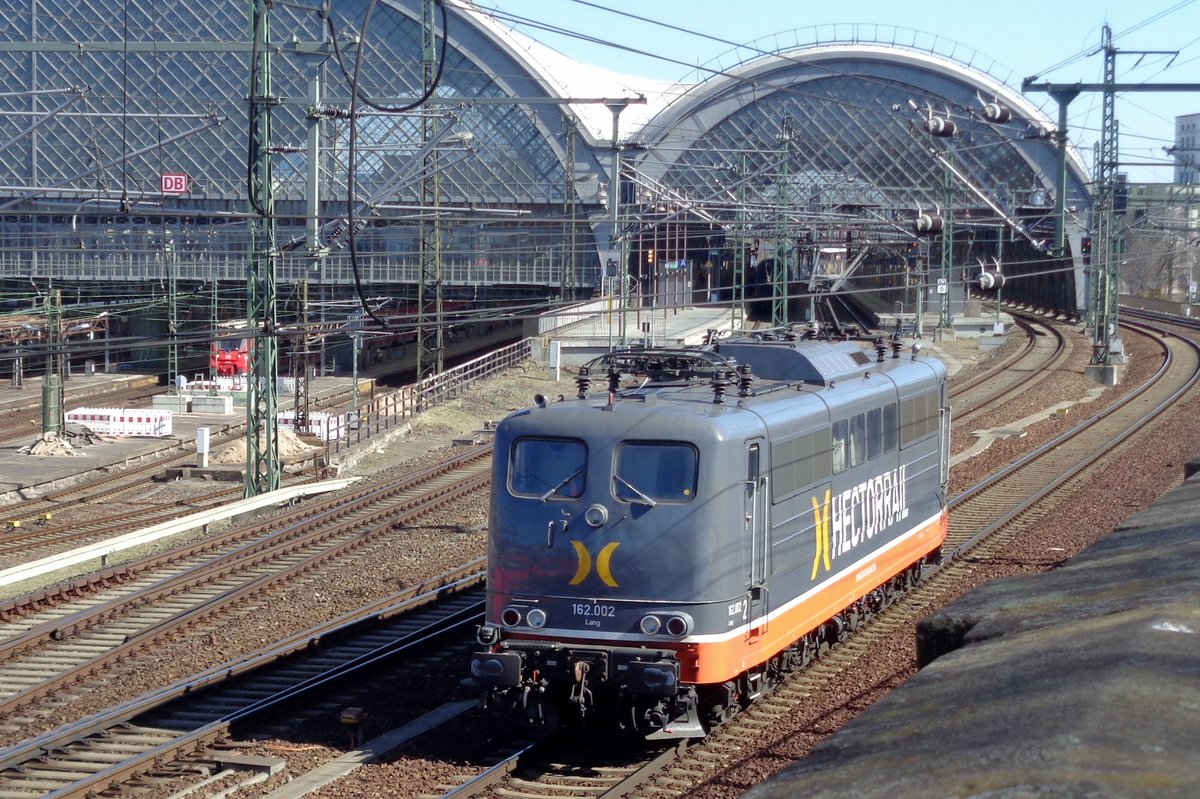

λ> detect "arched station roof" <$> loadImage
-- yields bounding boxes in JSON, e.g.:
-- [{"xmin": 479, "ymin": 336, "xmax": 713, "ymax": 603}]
[
  {"xmin": 0, "ymin": 5, "xmax": 1089, "ymax": 311},
  {"xmin": 629, "ymin": 30, "xmax": 1091, "ymax": 251}
]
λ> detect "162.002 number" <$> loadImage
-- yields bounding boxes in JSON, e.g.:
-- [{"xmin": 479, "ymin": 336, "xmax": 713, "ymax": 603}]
[{"xmin": 572, "ymin": 603, "xmax": 615, "ymax": 617}]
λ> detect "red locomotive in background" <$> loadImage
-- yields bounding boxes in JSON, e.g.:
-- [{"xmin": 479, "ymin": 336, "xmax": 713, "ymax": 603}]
[{"xmin": 210, "ymin": 332, "xmax": 250, "ymax": 376}]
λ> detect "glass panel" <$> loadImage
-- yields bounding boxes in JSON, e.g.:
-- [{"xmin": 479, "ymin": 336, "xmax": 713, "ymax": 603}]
[
  {"xmin": 510, "ymin": 437, "xmax": 586, "ymax": 499},
  {"xmin": 867, "ymin": 407, "xmax": 882, "ymax": 460},
  {"xmin": 832, "ymin": 419, "xmax": 848, "ymax": 474},
  {"xmin": 849, "ymin": 413, "xmax": 867, "ymax": 467},
  {"xmin": 614, "ymin": 442, "xmax": 698, "ymax": 503},
  {"xmin": 883, "ymin": 403, "xmax": 898, "ymax": 452}
]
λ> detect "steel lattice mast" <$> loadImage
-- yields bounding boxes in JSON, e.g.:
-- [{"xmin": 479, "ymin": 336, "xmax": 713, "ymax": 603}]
[
  {"xmin": 245, "ymin": 0, "xmax": 280, "ymax": 496},
  {"xmin": 1024, "ymin": 25, "xmax": 1200, "ymax": 375}
]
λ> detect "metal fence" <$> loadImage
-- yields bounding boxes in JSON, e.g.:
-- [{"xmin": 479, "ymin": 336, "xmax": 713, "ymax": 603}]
[{"xmin": 326, "ymin": 337, "xmax": 533, "ymax": 456}]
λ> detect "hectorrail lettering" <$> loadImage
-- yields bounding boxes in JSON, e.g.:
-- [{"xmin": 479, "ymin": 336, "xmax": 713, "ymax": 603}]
[{"xmin": 811, "ymin": 465, "xmax": 908, "ymax": 577}]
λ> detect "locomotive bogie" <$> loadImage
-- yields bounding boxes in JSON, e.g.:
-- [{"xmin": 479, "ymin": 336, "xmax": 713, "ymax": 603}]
[{"xmin": 471, "ymin": 337, "xmax": 950, "ymax": 738}]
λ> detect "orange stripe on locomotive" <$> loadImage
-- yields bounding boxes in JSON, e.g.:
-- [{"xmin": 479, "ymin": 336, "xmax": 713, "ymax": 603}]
[{"xmin": 501, "ymin": 510, "xmax": 946, "ymax": 686}]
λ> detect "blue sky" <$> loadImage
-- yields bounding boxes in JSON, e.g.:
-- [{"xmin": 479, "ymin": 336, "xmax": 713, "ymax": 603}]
[{"xmin": 477, "ymin": 0, "xmax": 1200, "ymax": 182}]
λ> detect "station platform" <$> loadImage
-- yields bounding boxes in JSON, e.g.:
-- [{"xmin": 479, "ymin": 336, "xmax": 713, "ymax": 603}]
[
  {"xmin": 0, "ymin": 371, "xmax": 158, "ymax": 415},
  {"xmin": 0, "ymin": 371, "xmax": 358, "ymax": 501},
  {"xmin": 743, "ymin": 462, "xmax": 1200, "ymax": 799},
  {"xmin": 543, "ymin": 302, "xmax": 740, "ymax": 367}
]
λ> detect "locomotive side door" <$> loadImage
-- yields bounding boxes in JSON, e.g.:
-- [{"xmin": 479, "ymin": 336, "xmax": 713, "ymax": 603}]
[{"xmin": 744, "ymin": 439, "xmax": 769, "ymax": 638}]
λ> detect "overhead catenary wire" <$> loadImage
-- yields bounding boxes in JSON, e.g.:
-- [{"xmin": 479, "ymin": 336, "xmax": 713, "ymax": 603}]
[{"xmin": 341, "ymin": 0, "xmax": 449, "ymax": 330}]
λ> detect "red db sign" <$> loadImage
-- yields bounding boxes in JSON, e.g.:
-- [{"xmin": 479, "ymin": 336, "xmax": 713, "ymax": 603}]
[{"xmin": 160, "ymin": 173, "xmax": 190, "ymax": 194}]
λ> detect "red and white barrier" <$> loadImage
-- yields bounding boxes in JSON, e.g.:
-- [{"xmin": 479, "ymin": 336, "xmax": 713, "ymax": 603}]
[
  {"xmin": 278, "ymin": 411, "xmax": 337, "ymax": 441},
  {"xmin": 66, "ymin": 407, "xmax": 174, "ymax": 437}
]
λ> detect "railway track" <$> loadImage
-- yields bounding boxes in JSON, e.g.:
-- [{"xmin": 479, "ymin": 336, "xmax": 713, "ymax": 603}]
[
  {"xmin": 2, "ymin": 318, "xmax": 1180, "ymax": 798},
  {"xmin": 435, "ymin": 739, "xmax": 685, "ymax": 799},
  {"xmin": 0, "ymin": 564, "xmax": 486, "ymax": 798},
  {"xmin": 944, "ymin": 318, "xmax": 1197, "ymax": 556},
  {"xmin": 949, "ymin": 312, "xmax": 1071, "ymax": 425},
  {"xmin": 401, "ymin": 316, "xmax": 1198, "ymax": 799},
  {"xmin": 0, "ymin": 445, "xmax": 493, "ymax": 732},
  {"xmin": 0, "ymin": 483, "xmax": 239, "ymax": 562}
]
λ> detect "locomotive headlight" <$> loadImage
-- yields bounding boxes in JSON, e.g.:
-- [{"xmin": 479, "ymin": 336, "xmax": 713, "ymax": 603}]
[
  {"xmin": 500, "ymin": 607, "xmax": 522, "ymax": 627},
  {"xmin": 640, "ymin": 615, "xmax": 662, "ymax": 635},
  {"xmin": 665, "ymin": 615, "xmax": 691, "ymax": 637},
  {"xmin": 526, "ymin": 608, "xmax": 547, "ymax": 628}
]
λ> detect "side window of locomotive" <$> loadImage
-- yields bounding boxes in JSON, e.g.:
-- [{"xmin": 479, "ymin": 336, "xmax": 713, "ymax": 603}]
[
  {"xmin": 770, "ymin": 430, "xmax": 832, "ymax": 503},
  {"xmin": 849, "ymin": 413, "xmax": 867, "ymax": 467},
  {"xmin": 831, "ymin": 419, "xmax": 849, "ymax": 475},
  {"xmin": 900, "ymin": 392, "xmax": 938, "ymax": 447},
  {"xmin": 866, "ymin": 408, "xmax": 883, "ymax": 460},
  {"xmin": 883, "ymin": 402, "xmax": 898, "ymax": 453},
  {"xmin": 510, "ymin": 437, "xmax": 587, "ymax": 499},
  {"xmin": 613, "ymin": 442, "xmax": 698, "ymax": 503}
]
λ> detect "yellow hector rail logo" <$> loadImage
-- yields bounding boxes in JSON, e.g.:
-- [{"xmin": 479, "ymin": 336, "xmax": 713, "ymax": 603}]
[
  {"xmin": 569, "ymin": 540, "xmax": 621, "ymax": 587},
  {"xmin": 811, "ymin": 466, "xmax": 908, "ymax": 579},
  {"xmin": 811, "ymin": 490, "xmax": 832, "ymax": 579}
]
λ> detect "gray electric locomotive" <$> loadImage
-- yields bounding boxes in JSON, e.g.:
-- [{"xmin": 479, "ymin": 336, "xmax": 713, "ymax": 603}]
[{"xmin": 470, "ymin": 332, "xmax": 949, "ymax": 739}]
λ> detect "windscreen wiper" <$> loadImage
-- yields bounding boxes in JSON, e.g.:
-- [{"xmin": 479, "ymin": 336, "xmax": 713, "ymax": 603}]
[
  {"xmin": 540, "ymin": 467, "xmax": 584, "ymax": 502},
  {"xmin": 614, "ymin": 474, "xmax": 657, "ymax": 507}
]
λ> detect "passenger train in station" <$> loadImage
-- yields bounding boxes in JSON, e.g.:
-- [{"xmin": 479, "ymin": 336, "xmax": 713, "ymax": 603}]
[{"xmin": 469, "ymin": 330, "xmax": 950, "ymax": 739}]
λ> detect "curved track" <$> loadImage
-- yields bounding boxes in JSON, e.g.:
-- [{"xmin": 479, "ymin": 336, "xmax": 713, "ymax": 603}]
[
  {"xmin": 3, "ymin": 317, "xmax": 1185, "ymax": 798},
  {"xmin": 949, "ymin": 312, "xmax": 1070, "ymax": 425}
]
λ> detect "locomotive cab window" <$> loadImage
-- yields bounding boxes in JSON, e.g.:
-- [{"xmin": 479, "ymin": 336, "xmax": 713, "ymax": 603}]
[
  {"xmin": 510, "ymin": 437, "xmax": 586, "ymax": 500},
  {"xmin": 613, "ymin": 442, "xmax": 698, "ymax": 504}
]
